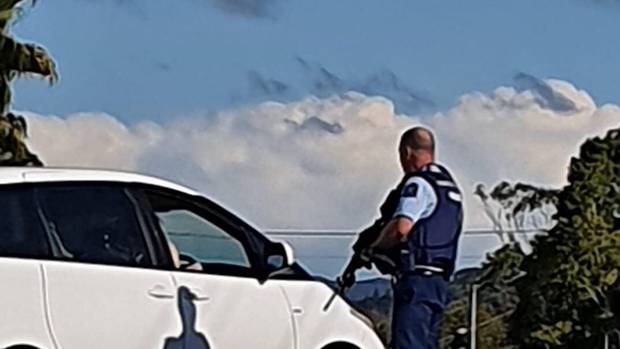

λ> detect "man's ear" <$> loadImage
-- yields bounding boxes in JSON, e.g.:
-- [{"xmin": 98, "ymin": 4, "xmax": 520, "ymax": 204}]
[{"xmin": 403, "ymin": 145, "xmax": 413, "ymax": 159}]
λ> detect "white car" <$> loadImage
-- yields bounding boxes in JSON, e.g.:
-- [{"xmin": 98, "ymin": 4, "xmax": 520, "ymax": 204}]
[{"xmin": 0, "ymin": 167, "xmax": 384, "ymax": 349}]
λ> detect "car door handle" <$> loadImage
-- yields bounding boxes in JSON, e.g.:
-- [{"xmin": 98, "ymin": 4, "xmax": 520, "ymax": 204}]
[{"xmin": 147, "ymin": 284, "xmax": 175, "ymax": 299}]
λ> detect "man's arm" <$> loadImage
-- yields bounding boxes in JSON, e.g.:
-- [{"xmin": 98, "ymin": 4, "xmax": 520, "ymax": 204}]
[
  {"xmin": 370, "ymin": 217, "xmax": 414, "ymax": 250},
  {"xmin": 369, "ymin": 176, "xmax": 436, "ymax": 251}
]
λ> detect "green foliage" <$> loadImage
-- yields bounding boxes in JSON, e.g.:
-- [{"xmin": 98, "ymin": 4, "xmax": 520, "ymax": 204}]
[
  {"xmin": 531, "ymin": 321, "xmax": 573, "ymax": 346},
  {"xmin": 441, "ymin": 298, "xmax": 509, "ymax": 349},
  {"xmin": 0, "ymin": 112, "xmax": 42, "ymax": 165},
  {"xmin": 514, "ymin": 127, "xmax": 620, "ymax": 348},
  {"xmin": 439, "ymin": 248, "xmax": 523, "ymax": 349},
  {"xmin": 478, "ymin": 243, "xmax": 525, "ymax": 288},
  {"xmin": 0, "ymin": 0, "xmax": 56, "ymax": 166}
]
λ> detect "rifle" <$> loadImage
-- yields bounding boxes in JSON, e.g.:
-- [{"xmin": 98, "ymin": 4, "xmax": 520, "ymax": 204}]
[
  {"xmin": 322, "ymin": 253, "xmax": 366, "ymax": 311},
  {"xmin": 322, "ymin": 245, "xmax": 399, "ymax": 311},
  {"xmin": 322, "ymin": 223, "xmax": 379, "ymax": 312},
  {"xmin": 322, "ymin": 183, "xmax": 405, "ymax": 311},
  {"xmin": 322, "ymin": 223, "xmax": 398, "ymax": 311}
]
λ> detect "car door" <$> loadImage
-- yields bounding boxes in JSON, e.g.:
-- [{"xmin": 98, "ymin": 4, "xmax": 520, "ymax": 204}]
[
  {"xmin": 140, "ymin": 188, "xmax": 295, "ymax": 349},
  {"xmin": 34, "ymin": 183, "xmax": 181, "ymax": 349},
  {"xmin": 0, "ymin": 186, "xmax": 55, "ymax": 349}
]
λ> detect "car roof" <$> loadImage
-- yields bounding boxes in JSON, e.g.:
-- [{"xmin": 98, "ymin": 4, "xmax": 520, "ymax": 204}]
[{"xmin": 0, "ymin": 167, "xmax": 201, "ymax": 196}]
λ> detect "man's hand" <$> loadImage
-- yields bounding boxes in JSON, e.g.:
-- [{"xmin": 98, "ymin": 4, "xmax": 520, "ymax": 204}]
[
  {"xmin": 338, "ymin": 249, "xmax": 375, "ymax": 290},
  {"xmin": 338, "ymin": 270, "xmax": 356, "ymax": 289}
]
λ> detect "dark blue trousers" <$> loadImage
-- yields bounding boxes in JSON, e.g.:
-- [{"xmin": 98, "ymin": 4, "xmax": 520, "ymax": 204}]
[{"xmin": 391, "ymin": 274, "xmax": 449, "ymax": 349}]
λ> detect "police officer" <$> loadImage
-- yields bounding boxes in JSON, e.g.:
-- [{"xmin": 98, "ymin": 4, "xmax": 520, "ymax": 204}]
[{"xmin": 367, "ymin": 127, "xmax": 463, "ymax": 349}]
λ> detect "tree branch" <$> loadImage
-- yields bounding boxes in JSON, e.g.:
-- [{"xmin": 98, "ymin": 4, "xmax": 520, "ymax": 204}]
[{"xmin": 0, "ymin": 33, "xmax": 57, "ymax": 82}]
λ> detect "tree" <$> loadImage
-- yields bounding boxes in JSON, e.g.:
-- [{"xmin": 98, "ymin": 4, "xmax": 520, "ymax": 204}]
[
  {"xmin": 475, "ymin": 182, "xmax": 559, "ymax": 245},
  {"xmin": 0, "ymin": 0, "xmax": 57, "ymax": 166},
  {"xmin": 513, "ymin": 127, "xmax": 620, "ymax": 348},
  {"xmin": 468, "ymin": 180, "xmax": 560, "ymax": 348}
]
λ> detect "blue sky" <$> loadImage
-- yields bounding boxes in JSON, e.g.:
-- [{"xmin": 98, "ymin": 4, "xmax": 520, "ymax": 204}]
[
  {"xmin": 12, "ymin": 0, "xmax": 620, "ymax": 277},
  {"xmin": 12, "ymin": 0, "xmax": 620, "ymax": 122}
]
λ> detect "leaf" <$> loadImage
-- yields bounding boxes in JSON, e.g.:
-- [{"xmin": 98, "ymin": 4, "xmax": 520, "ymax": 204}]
[{"xmin": 604, "ymin": 269, "xmax": 618, "ymax": 287}]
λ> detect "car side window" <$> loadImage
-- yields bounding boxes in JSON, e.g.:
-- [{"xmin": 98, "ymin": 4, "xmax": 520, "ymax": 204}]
[
  {"xmin": 35, "ymin": 185, "xmax": 152, "ymax": 267},
  {"xmin": 145, "ymin": 191, "xmax": 252, "ymax": 272},
  {"xmin": 0, "ymin": 187, "xmax": 50, "ymax": 259}
]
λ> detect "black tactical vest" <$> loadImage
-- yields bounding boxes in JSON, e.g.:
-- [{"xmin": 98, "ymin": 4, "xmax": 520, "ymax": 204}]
[{"xmin": 394, "ymin": 163, "xmax": 464, "ymax": 276}]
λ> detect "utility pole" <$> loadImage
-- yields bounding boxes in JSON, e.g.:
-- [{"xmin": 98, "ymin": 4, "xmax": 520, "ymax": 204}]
[
  {"xmin": 469, "ymin": 271, "xmax": 525, "ymax": 349},
  {"xmin": 604, "ymin": 329, "xmax": 620, "ymax": 349},
  {"xmin": 604, "ymin": 332, "xmax": 609, "ymax": 349},
  {"xmin": 470, "ymin": 284, "xmax": 479, "ymax": 349}
]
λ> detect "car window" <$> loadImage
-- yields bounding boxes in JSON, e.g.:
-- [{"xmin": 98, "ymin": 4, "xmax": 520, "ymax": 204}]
[
  {"xmin": 34, "ymin": 185, "xmax": 152, "ymax": 268},
  {"xmin": 0, "ymin": 187, "xmax": 50, "ymax": 259},
  {"xmin": 145, "ymin": 192, "xmax": 251, "ymax": 270}
]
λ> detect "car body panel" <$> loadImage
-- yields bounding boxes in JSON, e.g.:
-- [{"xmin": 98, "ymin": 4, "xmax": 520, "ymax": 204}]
[
  {"xmin": 172, "ymin": 271, "xmax": 296, "ymax": 349},
  {"xmin": 20, "ymin": 168, "xmax": 200, "ymax": 197},
  {"xmin": 42, "ymin": 260, "xmax": 180, "ymax": 349},
  {"xmin": 275, "ymin": 280, "xmax": 384, "ymax": 349},
  {"xmin": 0, "ymin": 258, "xmax": 55, "ymax": 349}
]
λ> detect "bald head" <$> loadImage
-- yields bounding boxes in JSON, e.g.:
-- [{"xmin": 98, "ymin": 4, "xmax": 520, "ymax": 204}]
[
  {"xmin": 400, "ymin": 127, "xmax": 435, "ymax": 154},
  {"xmin": 399, "ymin": 127, "xmax": 436, "ymax": 173}
]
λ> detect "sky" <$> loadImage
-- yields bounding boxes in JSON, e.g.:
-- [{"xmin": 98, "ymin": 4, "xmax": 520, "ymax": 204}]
[
  {"xmin": 13, "ymin": 0, "xmax": 620, "ymax": 121},
  {"xmin": 8, "ymin": 0, "xmax": 620, "ymax": 277}
]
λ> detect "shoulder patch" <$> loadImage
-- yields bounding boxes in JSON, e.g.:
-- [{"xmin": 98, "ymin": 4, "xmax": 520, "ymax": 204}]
[{"xmin": 402, "ymin": 182, "xmax": 419, "ymax": 198}]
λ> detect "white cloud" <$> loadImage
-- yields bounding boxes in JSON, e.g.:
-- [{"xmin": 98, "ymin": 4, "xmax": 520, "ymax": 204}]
[
  {"xmin": 23, "ymin": 81, "xmax": 619, "ymax": 233},
  {"xmin": 24, "ymin": 112, "xmax": 149, "ymax": 170}
]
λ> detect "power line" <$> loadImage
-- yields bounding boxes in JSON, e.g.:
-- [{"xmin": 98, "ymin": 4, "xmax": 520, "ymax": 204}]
[
  {"xmin": 265, "ymin": 228, "xmax": 544, "ymax": 237},
  {"xmin": 296, "ymin": 254, "xmax": 483, "ymax": 260}
]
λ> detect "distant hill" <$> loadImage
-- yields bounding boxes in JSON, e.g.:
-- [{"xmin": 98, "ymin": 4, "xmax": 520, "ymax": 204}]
[
  {"xmin": 314, "ymin": 276, "xmax": 392, "ymax": 301},
  {"xmin": 315, "ymin": 267, "xmax": 482, "ymax": 302}
]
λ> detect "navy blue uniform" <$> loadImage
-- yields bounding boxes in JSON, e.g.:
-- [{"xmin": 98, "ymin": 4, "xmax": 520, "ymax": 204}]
[{"xmin": 390, "ymin": 163, "xmax": 463, "ymax": 349}]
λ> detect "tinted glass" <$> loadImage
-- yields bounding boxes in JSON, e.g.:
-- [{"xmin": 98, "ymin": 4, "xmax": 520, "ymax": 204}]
[
  {"xmin": 0, "ymin": 187, "xmax": 50, "ymax": 258},
  {"xmin": 36, "ymin": 186, "xmax": 151, "ymax": 267}
]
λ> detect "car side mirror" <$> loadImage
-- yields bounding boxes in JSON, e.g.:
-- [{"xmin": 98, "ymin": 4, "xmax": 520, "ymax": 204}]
[{"xmin": 265, "ymin": 241, "xmax": 295, "ymax": 271}]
